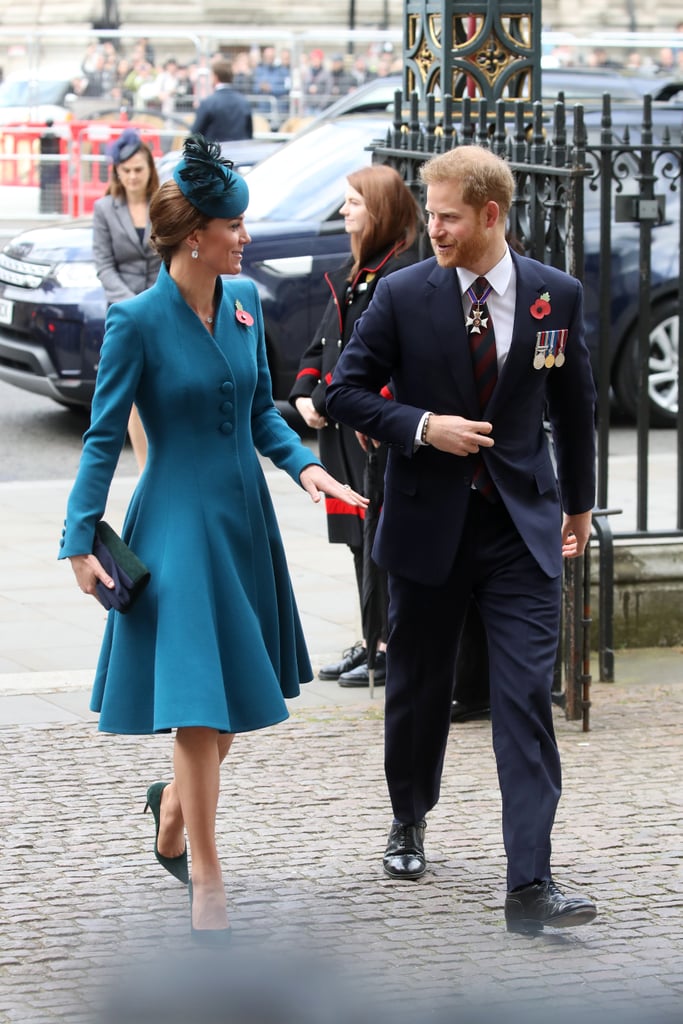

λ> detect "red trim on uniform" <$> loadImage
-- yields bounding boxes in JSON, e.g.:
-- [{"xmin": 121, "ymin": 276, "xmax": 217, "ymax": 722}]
[
  {"xmin": 349, "ymin": 242, "xmax": 404, "ymax": 291},
  {"xmin": 325, "ymin": 497, "xmax": 366, "ymax": 519},
  {"xmin": 296, "ymin": 367, "xmax": 321, "ymax": 381},
  {"xmin": 379, "ymin": 384, "xmax": 394, "ymax": 400},
  {"xmin": 324, "ymin": 271, "xmax": 344, "ymax": 334},
  {"xmin": 325, "ymin": 371, "xmax": 333, "ymax": 385}
]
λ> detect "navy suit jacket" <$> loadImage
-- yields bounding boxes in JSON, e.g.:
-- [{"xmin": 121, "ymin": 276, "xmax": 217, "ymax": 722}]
[
  {"xmin": 191, "ymin": 85, "xmax": 253, "ymax": 142},
  {"xmin": 326, "ymin": 249, "xmax": 597, "ymax": 586}
]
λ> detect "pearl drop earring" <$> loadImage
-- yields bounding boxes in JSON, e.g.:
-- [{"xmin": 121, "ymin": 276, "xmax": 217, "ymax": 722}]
[{"xmin": 191, "ymin": 248, "xmax": 199, "ymax": 260}]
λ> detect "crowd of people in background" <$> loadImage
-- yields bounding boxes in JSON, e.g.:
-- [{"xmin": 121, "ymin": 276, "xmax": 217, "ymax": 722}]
[
  {"xmin": 72, "ymin": 37, "xmax": 403, "ymax": 128},
  {"xmin": 60, "ymin": 25, "xmax": 683, "ymax": 133},
  {"xmin": 544, "ymin": 20, "xmax": 683, "ymax": 76}
]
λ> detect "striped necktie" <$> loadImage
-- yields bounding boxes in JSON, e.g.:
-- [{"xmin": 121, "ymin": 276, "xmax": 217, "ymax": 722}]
[{"xmin": 467, "ymin": 276, "xmax": 498, "ymax": 500}]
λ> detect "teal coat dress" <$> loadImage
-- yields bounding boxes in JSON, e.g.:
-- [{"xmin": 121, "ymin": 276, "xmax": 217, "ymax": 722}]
[{"xmin": 59, "ymin": 264, "xmax": 320, "ymax": 735}]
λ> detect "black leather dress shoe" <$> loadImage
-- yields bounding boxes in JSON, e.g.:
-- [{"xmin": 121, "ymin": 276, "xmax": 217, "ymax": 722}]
[
  {"xmin": 505, "ymin": 880, "xmax": 598, "ymax": 934},
  {"xmin": 450, "ymin": 699, "xmax": 491, "ymax": 723},
  {"xmin": 338, "ymin": 651, "xmax": 386, "ymax": 687},
  {"xmin": 383, "ymin": 820, "xmax": 427, "ymax": 879},
  {"xmin": 318, "ymin": 642, "xmax": 367, "ymax": 680}
]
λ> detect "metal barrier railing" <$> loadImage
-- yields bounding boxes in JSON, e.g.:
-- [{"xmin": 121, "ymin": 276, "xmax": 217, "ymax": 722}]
[
  {"xmin": 0, "ymin": 122, "xmax": 185, "ymax": 219},
  {"xmin": 553, "ymin": 508, "xmax": 621, "ymax": 731}
]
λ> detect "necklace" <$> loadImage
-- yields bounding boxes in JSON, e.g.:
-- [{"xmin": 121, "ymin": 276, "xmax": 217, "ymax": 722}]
[{"xmin": 205, "ymin": 316, "xmax": 213, "ymax": 324}]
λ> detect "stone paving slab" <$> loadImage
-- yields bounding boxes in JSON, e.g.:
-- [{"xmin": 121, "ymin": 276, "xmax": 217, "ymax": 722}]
[
  {"xmin": 1, "ymin": 667, "xmax": 682, "ymax": 1023},
  {"xmin": 1, "ymin": 468, "xmax": 683, "ymax": 1022}
]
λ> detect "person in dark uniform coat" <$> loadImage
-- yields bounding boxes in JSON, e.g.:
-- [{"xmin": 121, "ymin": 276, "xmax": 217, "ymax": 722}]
[
  {"xmin": 289, "ymin": 164, "xmax": 420, "ymax": 687},
  {"xmin": 191, "ymin": 55, "xmax": 253, "ymax": 142},
  {"xmin": 327, "ymin": 145, "xmax": 599, "ymax": 934}
]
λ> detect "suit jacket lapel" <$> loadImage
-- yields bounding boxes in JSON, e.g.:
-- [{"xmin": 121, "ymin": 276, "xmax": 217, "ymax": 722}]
[
  {"xmin": 425, "ymin": 252, "xmax": 559, "ymax": 419},
  {"xmin": 114, "ymin": 197, "xmax": 145, "ymax": 251},
  {"xmin": 426, "ymin": 263, "xmax": 480, "ymax": 417},
  {"xmin": 488, "ymin": 251, "xmax": 550, "ymax": 413}
]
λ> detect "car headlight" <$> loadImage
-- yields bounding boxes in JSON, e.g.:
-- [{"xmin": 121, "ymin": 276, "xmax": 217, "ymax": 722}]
[{"xmin": 53, "ymin": 262, "xmax": 101, "ymax": 288}]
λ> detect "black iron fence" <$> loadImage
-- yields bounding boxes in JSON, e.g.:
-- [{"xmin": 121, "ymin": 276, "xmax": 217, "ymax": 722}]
[{"xmin": 371, "ymin": 89, "xmax": 682, "ymax": 724}]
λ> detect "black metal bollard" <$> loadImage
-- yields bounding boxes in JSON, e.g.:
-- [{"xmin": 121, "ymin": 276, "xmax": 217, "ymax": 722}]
[{"xmin": 39, "ymin": 121, "xmax": 62, "ymax": 214}]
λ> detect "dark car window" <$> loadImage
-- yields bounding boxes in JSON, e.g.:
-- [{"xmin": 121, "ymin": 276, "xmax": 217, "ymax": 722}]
[
  {"xmin": 315, "ymin": 78, "xmax": 400, "ymax": 118},
  {"xmin": 541, "ymin": 69, "xmax": 669, "ymax": 103},
  {"xmin": 6, "ymin": 225, "xmax": 94, "ymax": 263},
  {"xmin": 245, "ymin": 118, "xmax": 384, "ymax": 223}
]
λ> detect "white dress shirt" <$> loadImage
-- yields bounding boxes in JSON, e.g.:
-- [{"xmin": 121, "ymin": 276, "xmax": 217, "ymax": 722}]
[
  {"xmin": 416, "ymin": 246, "xmax": 517, "ymax": 446},
  {"xmin": 456, "ymin": 246, "xmax": 516, "ymax": 374}
]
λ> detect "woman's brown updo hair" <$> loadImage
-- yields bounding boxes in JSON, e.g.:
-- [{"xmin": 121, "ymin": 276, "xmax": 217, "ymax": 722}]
[{"xmin": 149, "ymin": 179, "xmax": 211, "ymax": 268}]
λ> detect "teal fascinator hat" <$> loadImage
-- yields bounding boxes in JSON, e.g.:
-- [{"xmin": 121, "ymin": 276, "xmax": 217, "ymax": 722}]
[{"xmin": 172, "ymin": 133, "xmax": 249, "ymax": 219}]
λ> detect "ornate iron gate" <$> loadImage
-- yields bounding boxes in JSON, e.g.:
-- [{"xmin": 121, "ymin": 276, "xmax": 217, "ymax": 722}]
[{"xmin": 369, "ymin": 85, "xmax": 682, "ymax": 727}]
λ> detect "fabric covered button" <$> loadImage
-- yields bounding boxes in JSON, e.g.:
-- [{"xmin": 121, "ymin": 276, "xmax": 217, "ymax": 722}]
[
  {"xmin": 220, "ymin": 381, "xmax": 234, "ymax": 394},
  {"xmin": 219, "ymin": 422, "xmax": 234, "ymax": 435},
  {"xmin": 220, "ymin": 401, "xmax": 233, "ymax": 414},
  {"xmin": 59, "ymin": 538, "xmax": 65, "ymax": 547}
]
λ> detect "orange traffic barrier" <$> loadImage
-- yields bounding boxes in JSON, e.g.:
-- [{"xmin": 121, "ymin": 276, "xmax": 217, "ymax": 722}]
[
  {"xmin": 64, "ymin": 119, "xmax": 165, "ymax": 216},
  {"xmin": 0, "ymin": 123, "xmax": 55, "ymax": 187},
  {"xmin": 0, "ymin": 118, "xmax": 167, "ymax": 217}
]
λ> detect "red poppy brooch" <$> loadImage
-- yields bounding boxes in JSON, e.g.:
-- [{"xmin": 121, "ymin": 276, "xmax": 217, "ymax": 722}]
[
  {"xmin": 235, "ymin": 299, "xmax": 254, "ymax": 327},
  {"xmin": 530, "ymin": 291, "xmax": 551, "ymax": 320}
]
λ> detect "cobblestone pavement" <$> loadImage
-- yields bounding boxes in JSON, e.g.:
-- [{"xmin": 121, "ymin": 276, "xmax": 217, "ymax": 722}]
[
  {"xmin": 2, "ymin": 667, "xmax": 683, "ymax": 1023},
  {"xmin": 1, "ymin": 473, "xmax": 682, "ymax": 1023}
]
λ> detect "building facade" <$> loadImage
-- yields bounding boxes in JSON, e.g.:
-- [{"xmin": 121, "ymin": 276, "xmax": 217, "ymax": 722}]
[{"xmin": 0, "ymin": 1, "xmax": 681, "ymax": 32}]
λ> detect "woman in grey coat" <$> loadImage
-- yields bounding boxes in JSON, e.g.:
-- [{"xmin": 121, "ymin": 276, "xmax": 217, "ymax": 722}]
[{"xmin": 92, "ymin": 128, "xmax": 161, "ymax": 470}]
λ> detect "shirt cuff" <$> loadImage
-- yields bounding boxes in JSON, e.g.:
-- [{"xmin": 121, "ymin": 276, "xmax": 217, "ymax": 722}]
[{"xmin": 415, "ymin": 411, "xmax": 431, "ymax": 448}]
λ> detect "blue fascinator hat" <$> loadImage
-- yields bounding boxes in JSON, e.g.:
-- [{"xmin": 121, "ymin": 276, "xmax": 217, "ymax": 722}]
[
  {"xmin": 108, "ymin": 128, "xmax": 143, "ymax": 165},
  {"xmin": 172, "ymin": 133, "xmax": 249, "ymax": 219}
]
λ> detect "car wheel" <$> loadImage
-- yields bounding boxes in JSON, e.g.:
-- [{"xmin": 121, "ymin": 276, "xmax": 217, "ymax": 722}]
[{"xmin": 613, "ymin": 298, "xmax": 679, "ymax": 428}]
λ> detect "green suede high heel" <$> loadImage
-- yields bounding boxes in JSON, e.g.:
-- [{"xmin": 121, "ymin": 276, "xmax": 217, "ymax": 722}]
[
  {"xmin": 188, "ymin": 880, "xmax": 232, "ymax": 947},
  {"xmin": 144, "ymin": 781, "xmax": 189, "ymax": 886}
]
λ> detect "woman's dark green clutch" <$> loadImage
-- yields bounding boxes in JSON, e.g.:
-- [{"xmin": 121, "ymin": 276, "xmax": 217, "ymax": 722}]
[{"xmin": 92, "ymin": 520, "xmax": 150, "ymax": 613}]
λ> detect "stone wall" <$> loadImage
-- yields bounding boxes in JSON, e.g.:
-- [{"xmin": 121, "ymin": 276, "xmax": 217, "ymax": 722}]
[
  {"xmin": 546, "ymin": 0, "xmax": 677, "ymax": 33},
  {"xmin": 1, "ymin": 0, "xmax": 682, "ymax": 34},
  {"xmin": 594, "ymin": 541, "xmax": 683, "ymax": 649}
]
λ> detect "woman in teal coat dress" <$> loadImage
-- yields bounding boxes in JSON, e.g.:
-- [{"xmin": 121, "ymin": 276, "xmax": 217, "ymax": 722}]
[{"xmin": 59, "ymin": 135, "xmax": 367, "ymax": 943}]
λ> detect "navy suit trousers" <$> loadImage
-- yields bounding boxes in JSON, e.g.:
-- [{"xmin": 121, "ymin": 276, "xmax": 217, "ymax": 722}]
[{"xmin": 385, "ymin": 490, "xmax": 562, "ymax": 890}]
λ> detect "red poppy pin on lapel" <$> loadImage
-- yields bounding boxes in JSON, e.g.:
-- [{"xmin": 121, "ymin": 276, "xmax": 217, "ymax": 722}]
[
  {"xmin": 530, "ymin": 291, "xmax": 551, "ymax": 319},
  {"xmin": 235, "ymin": 299, "xmax": 254, "ymax": 327}
]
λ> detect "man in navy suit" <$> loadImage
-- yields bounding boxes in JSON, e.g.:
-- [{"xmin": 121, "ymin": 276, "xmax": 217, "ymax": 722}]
[
  {"xmin": 192, "ymin": 56, "xmax": 253, "ymax": 143},
  {"xmin": 327, "ymin": 146, "xmax": 598, "ymax": 934}
]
